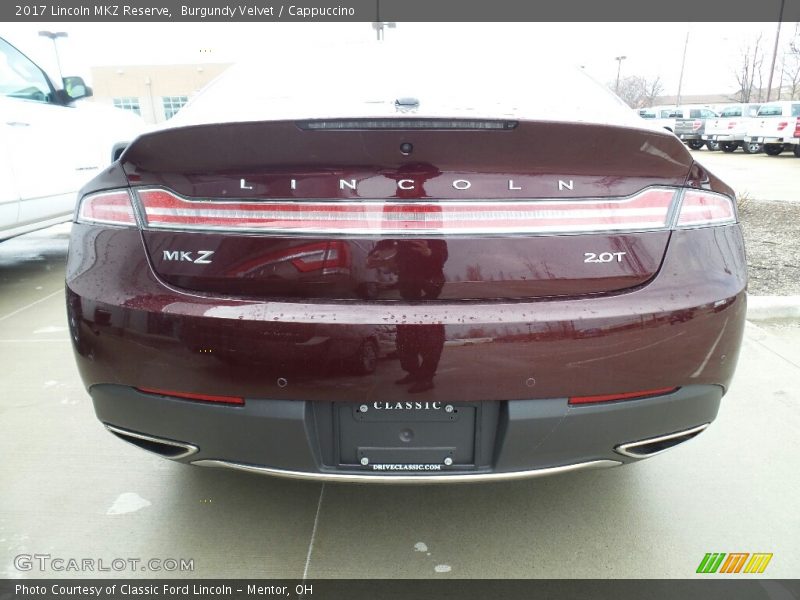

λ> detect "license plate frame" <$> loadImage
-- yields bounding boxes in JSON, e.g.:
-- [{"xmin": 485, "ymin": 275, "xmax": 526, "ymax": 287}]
[{"xmin": 334, "ymin": 402, "xmax": 479, "ymax": 470}]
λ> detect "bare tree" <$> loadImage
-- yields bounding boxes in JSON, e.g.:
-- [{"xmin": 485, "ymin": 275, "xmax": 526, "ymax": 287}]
[
  {"xmin": 780, "ymin": 23, "xmax": 800, "ymax": 100},
  {"xmin": 642, "ymin": 77, "xmax": 664, "ymax": 107},
  {"xmin": 609, "ymin": 75, "xmax": 665, "ymax": 108},
  {"xmin": 734, "ymin": 34, "xmax": 765, "ymax": 102}
]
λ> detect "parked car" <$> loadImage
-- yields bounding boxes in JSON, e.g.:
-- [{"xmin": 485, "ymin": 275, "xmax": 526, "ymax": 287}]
[
  {"xmin": 0, "ymin": 36, "xmax": 144, "ymax": 241},
  {"xmin": 703, "ymin": 103, "xmax": 762, "ymax": 153},
  {"xmin": 672, "ymin": 106, "xmax": 720, "ymax": 150},
  {"xmin": 67, "ymin": 45, "xmax": 746, "ymax": 482},
  {"xmin": 746, "ymin": 101, "xmax": 800, "ymax": 157}
]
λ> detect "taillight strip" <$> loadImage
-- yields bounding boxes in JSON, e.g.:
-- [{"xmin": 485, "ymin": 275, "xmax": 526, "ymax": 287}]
[
  {"xmin": 677, "ymin": 190, "xmax": 737, "ymax": 227},
  {"xmin": 77, "ymin": 190, "xmax": 137, "ymax": 226},
  {"xmin": 136, "ymin": 188, "xmax": 677, "ymax": 235}
]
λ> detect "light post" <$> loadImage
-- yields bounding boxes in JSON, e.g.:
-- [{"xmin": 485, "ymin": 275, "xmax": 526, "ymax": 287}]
[
  {"xmin": 614, "ymin": 55, "xmax": 627, "ymax": 93},
  {"xmin": 38, "ymin": 30, "xmax": 68, "ymax": 81},
  {"xmin": 371, "ymin": 22, "xmax": 396, "ymax": 41}
]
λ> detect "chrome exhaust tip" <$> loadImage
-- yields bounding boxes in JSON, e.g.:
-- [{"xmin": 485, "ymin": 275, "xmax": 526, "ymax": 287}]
[
  {"xmin": 615, "ymin": 423, "xmax": 709, "ymax": 459},
  {"xmin": 105, "ymin": 424, "xmax": 198, "ymax": 460}
]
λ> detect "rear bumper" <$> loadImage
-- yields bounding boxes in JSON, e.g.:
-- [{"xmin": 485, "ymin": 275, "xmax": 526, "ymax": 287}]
[
  {"xmin": 703, "ymin": 134, "xmax": 737, "ymax": 142},
  {"xmin": 92, "ymin": 383, "xmax": 722, "ymax": 482},
  {"xmin": 68, "ymin": 223, "xmax": 747, "ymax": 478},
  {"xmin": 751, "ymin": 136, "xmax": 800, "ymax": 144}
]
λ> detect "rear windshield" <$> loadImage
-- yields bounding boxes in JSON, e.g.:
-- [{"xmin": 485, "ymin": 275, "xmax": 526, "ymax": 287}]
[
  {"xmin": 171, "ymin": 41, "xmax": 640, "ymax": 128},
  {"xmin": 720, "ymin": 107, "xmax": 742, "ymax": 117},
  {"xmin": 793, "ymin": 104, "xmax": 800, "ymax": 117},
  {"xmin": 758, "ymin": 105, "xmax": 784, "ymax": 117}
]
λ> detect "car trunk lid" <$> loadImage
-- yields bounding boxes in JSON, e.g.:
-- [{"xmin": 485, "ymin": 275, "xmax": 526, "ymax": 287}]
[{"xmin": 121, "ymin": 119, "xmax": 693, "ymax": 301}]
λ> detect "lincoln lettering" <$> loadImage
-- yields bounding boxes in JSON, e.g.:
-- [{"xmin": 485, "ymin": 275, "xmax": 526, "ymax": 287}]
[{"xmin": 239, "ymin": 178, "xmax": 576, "ymax": 192}]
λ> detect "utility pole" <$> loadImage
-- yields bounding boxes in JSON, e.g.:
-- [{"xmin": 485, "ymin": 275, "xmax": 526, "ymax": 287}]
[
  {"xmin": 765, "ymin": 0, "xmax": 786, "ymax": 102},
  {"xmin": 614, "ymin": 55, "xmax": 627, "ymax": 93},
  {"xmin": 38, "ymin": 30, "xmax": 68, "ymax": 81},
  {"xmin": 676, "ymin": 29, "xmax": 690, "ymax": 107}
]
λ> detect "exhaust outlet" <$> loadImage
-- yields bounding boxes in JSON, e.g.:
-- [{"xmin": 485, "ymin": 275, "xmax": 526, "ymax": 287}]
[
  {"xmin": 105, "ymin": 424, "xmax": 198, "ymax": 460},
  {"xmin": 615, "ymin": 423, "xmax": 709, "ymax": 459}
]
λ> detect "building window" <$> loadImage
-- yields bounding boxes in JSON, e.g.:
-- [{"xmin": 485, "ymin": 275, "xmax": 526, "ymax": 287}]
[
  {"xmin": 112, "ymin": 97, "xmax": 141, "ymax": 115},
  {"xmin": 162, "ymin": 96, "xmax": 188, "ymax": 120}
]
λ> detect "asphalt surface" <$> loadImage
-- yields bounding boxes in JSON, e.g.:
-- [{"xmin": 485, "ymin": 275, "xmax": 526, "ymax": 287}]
[
  {"xmin": 1, "ymin": 223, "xmax": 798, "ymax": 579},
  {"xmin": 689, "ymin": 147, "xmax": 799, "ymax": 203}
]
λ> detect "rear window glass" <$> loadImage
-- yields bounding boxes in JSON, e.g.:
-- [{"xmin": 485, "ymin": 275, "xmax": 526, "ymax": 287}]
[
  {"xmin": 758, "ymin": 105, "xmax": 784, "ymax": 117},
  {"xmin": 793, "ymin": 104, "xmax": 800, "ymax": 117},
  {"xmin": 720, "ymin": 107, "xmax": 742, "ymax": 117}
]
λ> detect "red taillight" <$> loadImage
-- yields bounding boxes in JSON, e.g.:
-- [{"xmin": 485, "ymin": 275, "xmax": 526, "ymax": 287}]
[
  {"xmin": 692, "ymin": 119, "xmax": 702, "ymax": 131},
  {"xmin": 569, "ymin": 387, "xmax": 678, "ymax": 405},
  {"xmin": 136, "ymin": 188, "xmax": 678, "ymax": 235},
  {"xmin": 77, "ymin": 190, "xmax": 136, "ymax": 226},
  {"xmin": 794, "ymin": 120, "xmax": 800, "ymax": 137},
  {"xmin": 677, "ymin": 189, "xmax": 737, "ymax": 227},
  {"xmin": 137, "ymin": 387, "xmax": 244, "ymax": 405}
]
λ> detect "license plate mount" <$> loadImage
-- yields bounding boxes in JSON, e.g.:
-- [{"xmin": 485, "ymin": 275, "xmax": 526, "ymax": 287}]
[{"xmin": 335, "ymin": 402, "xmax": 478, "ymax": 469}]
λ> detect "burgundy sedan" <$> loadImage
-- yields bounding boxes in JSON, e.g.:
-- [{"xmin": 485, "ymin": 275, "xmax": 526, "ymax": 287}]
[{"xmin": 66, "ymin": 50, "xmax": 746, "ymax": 482}]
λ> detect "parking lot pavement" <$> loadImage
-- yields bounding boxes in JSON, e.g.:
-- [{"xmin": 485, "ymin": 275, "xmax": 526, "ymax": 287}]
[
  {"xmin": 2, "ymin": 226, "xmax": 798, "ymax": 579},
  {"xmin": 688, "ymin": 149, "xmax": 799, "ymax": 203}
]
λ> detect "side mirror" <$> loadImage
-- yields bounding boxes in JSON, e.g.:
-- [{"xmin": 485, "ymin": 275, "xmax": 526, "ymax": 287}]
[{"xmin": 61, "ymin": 76, "xmax": 93, "ymax": 101}]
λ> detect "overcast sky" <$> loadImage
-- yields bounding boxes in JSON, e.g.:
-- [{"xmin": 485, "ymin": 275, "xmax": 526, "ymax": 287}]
[{"xmin": 4, "ymin": 22, "xmax": 798, "ymax": 98}]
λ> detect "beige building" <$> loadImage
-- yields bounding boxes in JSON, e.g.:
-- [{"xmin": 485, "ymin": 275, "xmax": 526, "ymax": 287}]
[{"xmin": 90, "ymin": 63, "xmax": 232, "ymax": 124}]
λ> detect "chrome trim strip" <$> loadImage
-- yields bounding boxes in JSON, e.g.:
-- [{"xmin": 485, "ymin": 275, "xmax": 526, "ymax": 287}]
[
  {"xmin": 191, "ymin": 459, "xmax": 621, "ymax": 484},
  {"xmin": 105, "ymin": 424, "xmax": 199, "ymax": 460},
  {"xmin": 615, "ymin": 423, "xmax": 709, "ymax": 459}
]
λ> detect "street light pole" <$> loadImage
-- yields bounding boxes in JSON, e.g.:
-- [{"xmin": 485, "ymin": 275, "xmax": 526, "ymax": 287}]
[
  {"xmin": 371, "ymin": 22, "xmax": 396, "ymax": 41},
  {"xmin": 38, "ymin": 30, "xmax": 68, "ymax": 81},
  {"xmin": 614, "ymin": 55, "xmax": 627, "ymax": 93}
]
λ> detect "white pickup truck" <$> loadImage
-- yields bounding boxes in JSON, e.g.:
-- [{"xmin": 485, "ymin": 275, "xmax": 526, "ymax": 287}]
[
  {"xmin": 702, "ymin": 103, "xmax": 762, "ymax": 153},
  {"xmin": 746, "ymin": 101, "xmax": 800, "ymax": 157},
  {"xmin": 636, "ymin": 105, "xmax": 679, "ymax": 132},
  {"xmin": 1, "ymin": 37, "xmax": 145, "ymax": 241}
]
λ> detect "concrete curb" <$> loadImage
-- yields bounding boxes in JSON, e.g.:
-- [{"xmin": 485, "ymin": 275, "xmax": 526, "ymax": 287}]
[{"xmin": 747, "ymin": 295, "xmax": 800, "ymax": 321}]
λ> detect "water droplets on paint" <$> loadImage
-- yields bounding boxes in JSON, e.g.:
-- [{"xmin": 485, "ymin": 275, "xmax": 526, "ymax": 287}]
[{"xmin": 107, "ymin": 493, "xmax": 151, "ymax": 515}]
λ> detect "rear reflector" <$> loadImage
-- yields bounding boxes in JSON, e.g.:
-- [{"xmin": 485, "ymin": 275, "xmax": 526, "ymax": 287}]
[
  {"xmin": 77, "ymin": 190, "xmax": 136, "ymax": 226},
  {"xmin": 137, "ymin": 387, "xmax": 244, "ymax": 405},
  {"xmin": 677, "ymin": 190, "xmax": 736, "ymax": 227},
  {"xmin": 569, "ymin": 387, "xmax": 679, "ymax": 405},
  {"xmin": 136, "ymin": 188, "xmax": 678, "ymax": 235}
]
